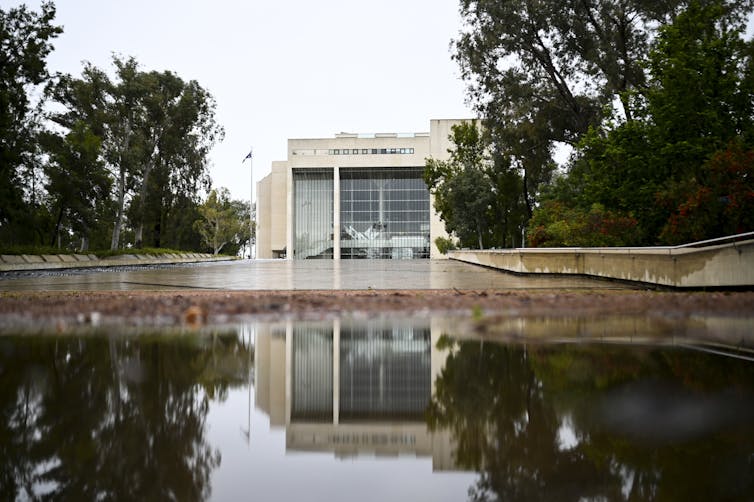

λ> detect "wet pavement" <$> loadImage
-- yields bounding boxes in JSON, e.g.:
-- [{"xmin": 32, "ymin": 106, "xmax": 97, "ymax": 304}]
[{"xmin": 0, "ymin": 259, "xmax": 632, "ymax": 291}]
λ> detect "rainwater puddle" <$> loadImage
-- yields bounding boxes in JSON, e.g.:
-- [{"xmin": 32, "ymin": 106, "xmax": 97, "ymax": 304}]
[{"xmin": 2, "ymin": 317, "xmax": 754, "ymax": 501}]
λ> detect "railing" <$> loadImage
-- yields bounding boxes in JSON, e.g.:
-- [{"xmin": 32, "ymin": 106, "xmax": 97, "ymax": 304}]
[{"xmin": 674, "ymin": 231, "xmax": 754, "ymax": 249}]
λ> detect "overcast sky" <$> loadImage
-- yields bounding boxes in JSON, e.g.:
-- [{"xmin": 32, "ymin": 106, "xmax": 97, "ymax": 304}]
[{"xmin": 11, "ymin": 0, "xmax": 474, "ymax": 201}]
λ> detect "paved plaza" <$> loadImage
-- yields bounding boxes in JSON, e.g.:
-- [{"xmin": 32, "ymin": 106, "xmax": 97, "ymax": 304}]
[{"xmin": 0, "ymin": 259, "xmax": 629, "ymax": 292}]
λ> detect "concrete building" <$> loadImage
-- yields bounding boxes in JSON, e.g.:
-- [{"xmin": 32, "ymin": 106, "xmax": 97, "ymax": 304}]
[{"xmin": 256, "ymin": 119, "xmax": 465, "ymax": 260}]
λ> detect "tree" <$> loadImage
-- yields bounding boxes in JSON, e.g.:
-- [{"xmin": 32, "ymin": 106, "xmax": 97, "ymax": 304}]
[
  {"xmin": 538, "ymin": 0, "xmax": 754, "ymax": 245},
  {"xmin": 131, "ymin": 71, "xmax": 223, "ymax": 249},
  {"xmin": 0, "ymin": 2, "xmax": 62, "ymax": 244},
  {"xmin": 107, "ymin": 56, "xmax": 143, "ymax": 250},
  {"xmin": 0, "ymin": 333, "xmax": 252, "ymax": 500},
  {"xmin": 452, "ymin": 0, "xmax": 685, "ymax": 183},
  {"xmin": 425, "ymin": 120, "xmax": 527, "ymax": 249},
  {"xmin": 427, "ymin": 338, "xmax": 754, "ymax": 501},
  {"xmin": 49, "ymin": 56, "xmax": 224, "ymax": 252},
  {"xmin": 194, "ymin": 188, "xmax": 249, "ymax": 255},
  {"xmin": 658, "ymin": 142, "xmax": 754, "ymax": 243},
  {"xmin": 451, "ymin": 1, "xmax": 689, "ymax": 240},
  {"xmin": 40, "ymin": 122, "xmax": 111, "ymax": 250},
  {"xmin": 527, "ymin": 201, "xmax": 639, "ymax": 247}
]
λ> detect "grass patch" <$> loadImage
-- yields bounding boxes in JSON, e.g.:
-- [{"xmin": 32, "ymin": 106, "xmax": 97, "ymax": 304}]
[
  {"xmin": 93, "ymin": 247, "xmax": 189, "ymax": 258},
  {"xmin": 0, "ymin": 245, "xmax": 77, "ymax": 256}
]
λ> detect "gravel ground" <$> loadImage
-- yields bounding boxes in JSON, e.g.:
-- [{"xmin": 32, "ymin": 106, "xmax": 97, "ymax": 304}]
[{"xmin": 1, "ymin": 289, "xmax": 753, "ymax": 332}]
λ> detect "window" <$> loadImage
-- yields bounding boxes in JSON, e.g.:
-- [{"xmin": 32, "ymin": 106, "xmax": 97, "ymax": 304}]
[
  {"xmin": 328, "ymin": 146, "xmax": 417, "ymax": 156},
  {"xmin": 339, "ymin": 167, "xmax": 430, "ymax": 259},
  {"xmin": 293, "ymin": 169, "xmax": 334, "ymax": 259}
]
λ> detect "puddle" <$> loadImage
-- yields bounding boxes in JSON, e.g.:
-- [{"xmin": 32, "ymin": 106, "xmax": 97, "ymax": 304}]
[{"xmin": 2, "ymin": 317, "xmax": 754, "ymax": 501}]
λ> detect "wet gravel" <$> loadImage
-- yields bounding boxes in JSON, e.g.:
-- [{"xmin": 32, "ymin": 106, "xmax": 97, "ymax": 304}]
[{"xmin": 1, "ymin": 289, "xmax": 752, "ymax": 332}]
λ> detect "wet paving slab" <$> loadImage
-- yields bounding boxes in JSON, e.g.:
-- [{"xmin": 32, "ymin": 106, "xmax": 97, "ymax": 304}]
[{"xmin": 0, "ymin": 259, "xmax": 632, "ymax": 292}]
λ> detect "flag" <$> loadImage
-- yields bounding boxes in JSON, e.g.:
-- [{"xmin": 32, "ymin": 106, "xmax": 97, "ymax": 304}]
[{"xmin": 243, "ymin": 150, "xmax": 253, "ymax": 162}]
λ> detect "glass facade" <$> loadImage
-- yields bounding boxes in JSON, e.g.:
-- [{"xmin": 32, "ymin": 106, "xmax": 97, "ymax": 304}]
[
  {"xmin": 339, "ymin": 323, "xmax": 431, "ymax": 421},
  {"xmin": 293, "ymin": 169, "xmax": 333, "ymax": 259},
  {"xmin": 340, "ymin": 167, "xmax": 430, "ymax": 259},
  {"xmin": 292, "ymin": 166, "xmax": 430, "ymax": 259},
  {"xmin": 290, "ymin": 322, "xmax": 431, "ymax": 422},
  {"xmin": 292, "ymin": 325, "xmax": 333, "ymax": 421}
]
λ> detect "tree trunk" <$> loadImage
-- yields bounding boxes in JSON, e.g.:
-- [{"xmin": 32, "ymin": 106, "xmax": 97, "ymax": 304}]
[
  {"xmin": 111, "ymin": 166, "xmax": 126, "ymax": 250},
  {"xmin": 51, "ymin": 204, "xmax": 65, "ymax": 247},
  {"xmin": 135, "ymin": 160, "xmax": 154, "ymax": 249},
  {"xmin": 79, "ymin": 235, "xmax": 89, "ymax": 252},
  {"xmin": 522, "ymin": 169, "xmax": 533, "ymax": 219},
  {"xmin": 477, "ymin": 222, "xmax": 484, "ymax": 250},
  {"xmin": 111, "ymin": 120, "xmax": 131, "ymax": 250}
]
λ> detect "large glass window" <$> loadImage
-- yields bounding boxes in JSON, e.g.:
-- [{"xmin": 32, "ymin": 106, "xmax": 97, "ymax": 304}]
[
  {"xmin": 291, "ymin": 325, "xmax": 333, "ymax": 421},
  {"xmin": 340, "ymin": 167, "xmax": 430, "ymax": 259},
  {"xmin": 339, "ymin": 322, "xmax": 431, "ymax": 420},
  {"xmin": 290, "ymin": 321, "xmax": 430, "ymax": 422},
  {"xmin": 293, "ymin": 169, "xmax": 333, "ymax": 259}
]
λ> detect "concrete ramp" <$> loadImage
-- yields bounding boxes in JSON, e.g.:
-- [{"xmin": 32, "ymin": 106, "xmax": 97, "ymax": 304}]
[{"xmin": 448, "ymin": 233, "xmax": 754, "ymax": 288}]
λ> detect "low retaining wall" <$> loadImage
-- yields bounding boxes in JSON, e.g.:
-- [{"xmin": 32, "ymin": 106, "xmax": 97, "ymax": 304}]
[
  {"xmin": 448, "ymin": 238, "xmax": 754, "ymax": 288},
  {"xmin": 0, "ymin": 253, "xmax": 235, "ymax": 273}
]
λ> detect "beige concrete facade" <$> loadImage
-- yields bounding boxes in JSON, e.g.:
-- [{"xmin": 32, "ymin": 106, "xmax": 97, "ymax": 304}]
[{"xmin": 256, "ymin": 119, "xmax": 468, "ymax": 260}]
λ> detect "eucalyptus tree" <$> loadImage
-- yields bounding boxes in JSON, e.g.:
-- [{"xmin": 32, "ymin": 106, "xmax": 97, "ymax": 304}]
[
  {"xmin": 40, "ymin": 122, "xmax": 111, "ymax": 250},
  {"xmin": 49, "ymin": 60, "xmax": 128, "ymax": 250},
  {"xmin": 50, "ymin": 56, "xmax": 223, "ymax": 250},
  {"xmin": 107, "ymin": 56, "xmax": 143, "ymax": 250},
  {"xmin": 131, "ymin": 71, "xmax": 223, "ymax": 248},
  {"xmin": 454, "ymin": 0, "xmax": 685, "ymax": 137},
  {"xmin": 452, "ymin": 0, "xmax": 688, "ymax": 224},
  {"xmin": 0, "ymin": 2, "xmax": 61, "ymax": 244}
]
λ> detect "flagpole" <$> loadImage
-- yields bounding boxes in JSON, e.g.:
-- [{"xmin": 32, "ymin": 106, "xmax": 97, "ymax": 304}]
[{"xmin": 249, "ymin": 147, "xmax": 254, "ymax": 260}]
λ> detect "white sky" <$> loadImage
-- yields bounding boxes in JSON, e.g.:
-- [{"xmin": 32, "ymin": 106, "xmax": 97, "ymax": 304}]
[{"xmin": 11, "ymin": 0, "xmax": 474, "ymax": 202}]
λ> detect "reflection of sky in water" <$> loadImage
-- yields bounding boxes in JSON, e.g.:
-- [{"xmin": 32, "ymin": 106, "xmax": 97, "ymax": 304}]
[
  {"xmin": 207, "ymin": 385, "xmax": 475, "ymax": 502},
  {"xmin": 556, "ymin": 415, "xmax": 578, "ymax": 451}
]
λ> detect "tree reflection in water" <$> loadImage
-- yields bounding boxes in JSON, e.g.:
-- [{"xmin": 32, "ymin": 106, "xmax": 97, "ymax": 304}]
[
  {"xmin": 426, "ymin": 337, "xmax": 754, "ymax": 501},
  {"xmin": 0, "ymin": 333, "xmax": 252, "ymax": 501}
]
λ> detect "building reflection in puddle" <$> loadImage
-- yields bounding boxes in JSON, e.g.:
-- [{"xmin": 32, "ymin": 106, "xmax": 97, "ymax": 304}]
[
  {"xmin": 254, "ymin": 318, "xmax": 458, "ymax": 469},
  {"xmin": 251, "ymin": 315, "xmax": 754, "ymax": 500}
]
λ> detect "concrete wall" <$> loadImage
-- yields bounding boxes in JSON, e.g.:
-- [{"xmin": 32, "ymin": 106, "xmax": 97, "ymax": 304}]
[
  {"xmin": 0, "ymin": 253, "xmax": 232, "ymax": 272},
  {"xmin": 256, "ymin": 174, "xmax": 272, "ymax": 259},
  {"xmin": 256, "ymin": 162, "xmax": 289, "ymax": 259},
  {"xmin": 448, "ymin": 239, "xmax": 754, "ymax": 288},
  {"xmin": 428, "ymin": 119, "xmax": 468, "ymax": 259}
]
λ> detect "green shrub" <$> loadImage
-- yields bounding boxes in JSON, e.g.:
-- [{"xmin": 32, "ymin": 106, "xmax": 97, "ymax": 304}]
[
  {"xmin": 434, "ymin": 236, "xmax": 458, "ymax": 255},
  {"xmin": 528, "ymin": 202, "xmax": 639, "ymax": 247}
]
